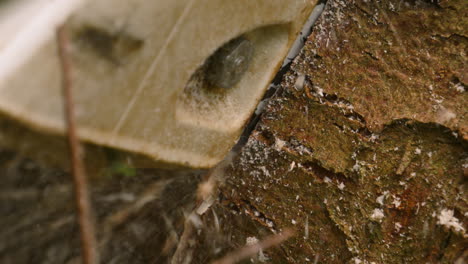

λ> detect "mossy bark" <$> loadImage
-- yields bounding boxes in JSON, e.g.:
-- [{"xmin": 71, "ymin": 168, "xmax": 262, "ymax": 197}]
[
  {"xmin": 0, "ymin": 0, "xmax": 466, "ymax": 263},
  {"xmin": 209, "ymin": 0, "xmax": 467, "ymax": 263}
]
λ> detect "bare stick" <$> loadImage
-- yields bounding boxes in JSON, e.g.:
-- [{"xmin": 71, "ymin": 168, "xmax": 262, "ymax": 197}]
[
  {"xmin": 211, "ymin": 229, "xmax": 295, "ymax": 264},
  {"xmin": 171, "ymin": 213, "xmax": 196, "ymax": 264},
  {"xmin": 57, "ymin": 25, "xmax": 99, "ymax": 264}
]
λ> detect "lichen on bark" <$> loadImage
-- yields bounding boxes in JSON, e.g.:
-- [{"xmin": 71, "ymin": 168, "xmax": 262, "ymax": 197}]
[{"xmin": 217, "ymin": 0, "xmax": 467, "ymax": 263}]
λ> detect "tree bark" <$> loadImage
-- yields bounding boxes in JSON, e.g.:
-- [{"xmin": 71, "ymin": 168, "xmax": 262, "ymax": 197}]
[{"xmin": 209, "ymin": 0, "xmax": 467, "ymax": 263}]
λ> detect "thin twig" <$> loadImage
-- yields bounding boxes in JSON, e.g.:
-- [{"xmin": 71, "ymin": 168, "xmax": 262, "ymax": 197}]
[
  {"xmin": 100, "ymin": 178, "xmax": 173, "ymax": 247},
  {"xmin": 57, "ymin": 25, "xmax": 99, "ymax": 264},
  {"xmin": 170, "ymin": 150, "xmax": 240, "ymax": 263},
  {"xmin": 170, "ymin": 213, "xmax": 196, "ymax": 264},
  {"xmin": 211, "ymin": 229, "xmax": 295, "ymax": 264}
]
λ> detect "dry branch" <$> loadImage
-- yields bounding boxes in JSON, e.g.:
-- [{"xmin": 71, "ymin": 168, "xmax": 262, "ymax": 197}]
[{"xmin": 57, "ymin": 25, "xmax": 99, "ymax": 264}]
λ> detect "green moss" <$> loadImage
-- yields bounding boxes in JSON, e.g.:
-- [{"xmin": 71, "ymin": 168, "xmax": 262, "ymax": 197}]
[{"xmin": 221, "ymin": 0, "xmax": 467, "ymax": 262}]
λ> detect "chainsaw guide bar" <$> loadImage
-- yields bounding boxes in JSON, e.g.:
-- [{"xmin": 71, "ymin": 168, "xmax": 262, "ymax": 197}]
[{"xmin": 0, "ymin": 0, "xmax": 326, "ymax": 168}]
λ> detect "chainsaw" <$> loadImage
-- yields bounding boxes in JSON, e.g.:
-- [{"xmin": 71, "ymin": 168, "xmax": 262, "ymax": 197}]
[{"xmin": 0, "ymin": 0, "xmax": 325, "ymax": 168}]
